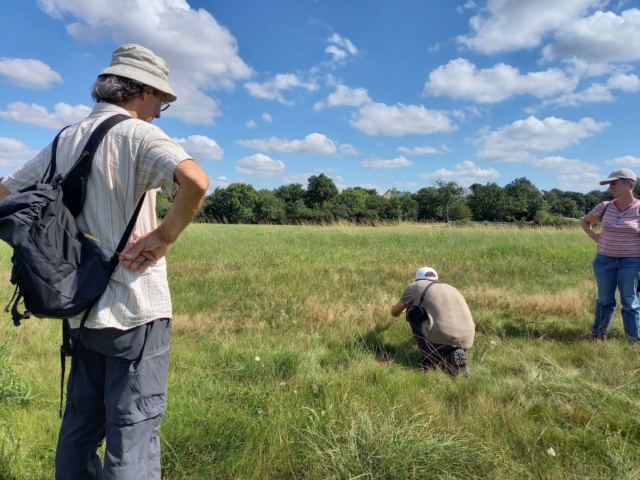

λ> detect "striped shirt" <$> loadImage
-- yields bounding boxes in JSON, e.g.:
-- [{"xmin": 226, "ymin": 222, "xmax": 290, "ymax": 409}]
[
  {"xmin": 3, "ymin": 103, "xmax": 191, "ymax": 329},
  {"xmin": 590, "ymin": 199, "xmax": 640, "ymax": 257}
]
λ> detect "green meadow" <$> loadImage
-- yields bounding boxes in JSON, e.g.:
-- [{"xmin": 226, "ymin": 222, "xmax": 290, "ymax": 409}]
[{"xmin": 1, "ymin": 224, "xmax": 639, "ymax": 479}]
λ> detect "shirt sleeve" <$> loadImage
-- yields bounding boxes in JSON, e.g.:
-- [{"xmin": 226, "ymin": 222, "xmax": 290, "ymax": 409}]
[
  {"xmin": 134, "ymin": 126, "xmax": 191, "ymax": 198},
  {"xmin": 2, "ymin": 145, "xmax": 53, "ymax": 192},
  {"xmin": 589, "ymin": 201, "xmax": 607, "ymax": 220},
  {"xmin": 398, "ymin": 284, "xmax": 416, "ymax": 307}
]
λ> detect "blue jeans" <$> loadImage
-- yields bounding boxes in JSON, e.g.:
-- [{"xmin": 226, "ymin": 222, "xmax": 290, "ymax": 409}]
[{"xmin": 592, "ymin": 253, "xmax": 640, "ymax": 340}]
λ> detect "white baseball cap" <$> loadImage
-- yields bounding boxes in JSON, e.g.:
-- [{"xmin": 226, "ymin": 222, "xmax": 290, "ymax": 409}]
[{"xmin": 415, "ymin": 266, "xmax": 438, "ymax": 281}]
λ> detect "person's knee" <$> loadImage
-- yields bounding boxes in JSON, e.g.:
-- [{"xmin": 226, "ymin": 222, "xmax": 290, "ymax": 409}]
[{"xmin": 596, "ymin": 296, "xmax": 616, "ymax": 307}]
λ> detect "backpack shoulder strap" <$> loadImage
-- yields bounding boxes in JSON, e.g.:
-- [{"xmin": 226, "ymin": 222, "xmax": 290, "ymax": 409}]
[
  {"xmin": 108, "ymin": 192, "xmax": 146, "ymax": 270},
  {"xmin": 43, "ymin": 126, "xmax": 70, "ymax": 184},
  {"xmin": 418, "ymin": 280, "xmax": 437, "ymax": 307},
  {"xmin": 61, "ymin": 114, "xmax": 132, "ymax": 217}
]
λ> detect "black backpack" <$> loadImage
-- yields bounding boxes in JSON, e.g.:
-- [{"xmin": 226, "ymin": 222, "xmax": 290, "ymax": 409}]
[
  {"xmin": 405, "ymin": 281, "xmax": 437, "ymax": 324},
  {"xmin": 0, "ymin": 114, "xmax": 145, "ymax": 328},
  {"xmin": 0, "ymin": 115, "xmax": 150, "ymax": 412}
]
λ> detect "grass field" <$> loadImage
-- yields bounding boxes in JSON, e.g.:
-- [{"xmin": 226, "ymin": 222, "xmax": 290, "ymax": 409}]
[{"xmin": 1, "ymin": 224, "xmax": 639, "ymax": 479}]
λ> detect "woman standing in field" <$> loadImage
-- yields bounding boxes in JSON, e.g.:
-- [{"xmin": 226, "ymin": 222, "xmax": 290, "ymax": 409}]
[{"xmin": 581, "ymin": 168, "xmax": 640, "ymax": 342}]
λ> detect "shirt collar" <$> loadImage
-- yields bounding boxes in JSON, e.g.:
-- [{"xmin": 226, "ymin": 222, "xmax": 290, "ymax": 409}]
[{"xmin": 90, "ymin": 102, "xmax": 133, "ymax": 117}]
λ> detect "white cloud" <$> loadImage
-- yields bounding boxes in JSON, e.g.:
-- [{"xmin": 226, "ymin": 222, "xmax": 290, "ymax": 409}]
[
  {"xmin": 245, "ymin": 73, "xmax": 318, "ymax": 105},
  {"xmin": 419, "ymin": 160, "xmax": 500, "ymax": 187},
  {"xmin": 325, "ymin": 33, "xmax": 358, "ymax": 65},
  {"xmin": 339, "ymin": 143, "xmax": 360, "ymax": 155},
  {"xmin": 607, "ymin": 73, "xmax": 640, "ymax": 91},
  {"xmin": 351, "ymin": 102, "xmax": 457, "ymax": 136},
  {"xmin": 531, "ymin": 156, "xmax": 599, "ymax": 174},
  {"xmin": 457, "ymin": 1, "xmax": 478, "ymax": 13},
  {"xmin": 542, "ymin": 82, "xmax": 614, "ymax": 107},
  {"xmin": 282, "ymin": 173, "xmax": 312, "ymax": 185},
  {"xmin": 397, "ymin": 145, "xmax": 441, "ymax": 155},
  {"xmin": 543, "ymin": 9, "xmax": 640, "ymax": 62},
  {"xmin": 457, "ymin": 0, "xmax": 604, "ymax": 54},
  {"xmin": 539, "ymin": 73, "xmax": 640, "ymax": 108},
  {"xmin": 563, "ymin": 58, "xmax": 626, "ymax": 79},
  {"xmin": 246, "ymin": 120, "xmax": 257, "ymax": 129},
  {"xmin": 313, "ymin": 85, "xmax": 372, "ymax": 111},
  {"xmin": 605, "ymin": 155, "xmax": 640, "ymax": 167},
  {"xmin": 424, "ymin": 58, "xmax": 576, "ymax": 103},
  {"xmin": 557, "ymin": 172, "xmax": 603, "ymax": 192},
  {"xmin": 261, "ymin": 112, "xmax": 272, "ymax": 122},
  {"xmin": 0, "ymin": 58, "xmax": 63, "ymax": 89},
  {"xmin": 163, "ymin": 87, "xmax": 222, "ymax": 125},
  {"xmin": 0, "ymin": 137, "xmax": 39, "ymax": 168},
  {"xmin": 360, "ymin": 155, "xmax": 412, "ymax": 169},
  {"xmin": 37, "ymin": 0, "xmax": 253, "ymax": 125},
  {"xmin": 211, "ymin": 176, "xmax": 231, "ymax": 190},
  {"xmin": 476, "ymin": 116, "xmax": 610, "ymax": 162},
  {"xmin": 236, "ymin": 133, "xmax": 336, "ymax": 154},
  {"xmin": 0, "ymin": 102, "xmax": 91, "ymax": 129},
  {"xmin": 175, "ymin": 135, "xmax": 223, "ymax": 161},
  {"xmin": 235, "ymin": 153, "xmax": 285, "ymax": 177}
]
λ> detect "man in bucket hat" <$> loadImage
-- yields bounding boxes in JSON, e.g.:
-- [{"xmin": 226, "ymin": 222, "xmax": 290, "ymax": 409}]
[
  {"xmin": 391, "ymin": 267, "xmax": 475, "ymax": 377},
  {"xmin": 0, "ymin": 44, "xmax": 209, "ymax": 479}
]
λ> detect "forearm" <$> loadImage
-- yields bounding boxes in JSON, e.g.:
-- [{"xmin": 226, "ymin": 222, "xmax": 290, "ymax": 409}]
[
  {"xmin": 157, "ymin": 160, "xmax": 208, "ymax": 243},
  {"xmin": 390, "ymin": 302, "xmax": 406, "ymax": 317},
  {"xmin": 581, "ymin": 218, "xmax": 599, "ymax": 242}
]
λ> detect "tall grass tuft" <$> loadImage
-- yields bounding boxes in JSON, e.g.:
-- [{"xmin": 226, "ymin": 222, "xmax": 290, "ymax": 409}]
[
  {"xmin": 0, "ymin": 340, "xmax": 34, "ymax": 405},
  {"xmin": 297, "ymin": 407, "xmax": 492, "ymax": 479}
]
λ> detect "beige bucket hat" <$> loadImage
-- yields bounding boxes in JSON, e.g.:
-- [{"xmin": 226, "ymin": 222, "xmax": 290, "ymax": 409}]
[{"xmin": 99, "ymin": 44, "xmax": 177, "ymax": 102}]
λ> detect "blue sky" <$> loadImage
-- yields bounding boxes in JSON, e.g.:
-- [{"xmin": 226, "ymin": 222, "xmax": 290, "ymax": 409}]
[{"xmin": 1, "ymin": 0, "xmax": 639, "ymax": 194}]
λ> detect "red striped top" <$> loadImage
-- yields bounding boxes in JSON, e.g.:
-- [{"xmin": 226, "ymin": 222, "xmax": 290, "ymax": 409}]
[{"xmin": 591, "ymin": 199, "xmax": 640, "ymax": 257}]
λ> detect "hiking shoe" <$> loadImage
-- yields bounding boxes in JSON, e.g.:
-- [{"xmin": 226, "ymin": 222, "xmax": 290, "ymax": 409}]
[
  {"xmin": 592, "ymin": 333, "xmax": 606, "ymax": 341},
  {"xmin": 445, "ymin": 349, "xmax": 470, "ymax": 378}
]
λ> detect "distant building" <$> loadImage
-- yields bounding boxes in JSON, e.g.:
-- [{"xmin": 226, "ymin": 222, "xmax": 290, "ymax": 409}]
[{"xmin": 382, "ymin": 189, "xmax": 411, "ymax": 199}]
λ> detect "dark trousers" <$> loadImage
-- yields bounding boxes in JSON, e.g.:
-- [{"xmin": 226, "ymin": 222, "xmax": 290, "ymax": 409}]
[
  {"xmin": 55, "ymin": 318, "xmax": 171, "ymax": 480},
  {"xmin": 407, "ymin": 319, "xmax": 457, "ymax": 368}
]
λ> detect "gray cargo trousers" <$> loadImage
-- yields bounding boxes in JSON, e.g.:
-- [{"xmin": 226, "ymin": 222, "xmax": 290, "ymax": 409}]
[{"xmin": 55, "ymin": 318, "xmax": 171, "ymax": 480}]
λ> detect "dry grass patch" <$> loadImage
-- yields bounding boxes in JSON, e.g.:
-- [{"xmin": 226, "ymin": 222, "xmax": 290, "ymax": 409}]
[
  {"xmin": 465, "ymin": 285, "xmax": 514, "ymax": 310},
  {"xmin": 513, "ymin": 287, "xmax": 591, "ymax": 318},
  {"xmin": 465, "ymin": 284, "xmax": 591, "ymax": 319},
  {"xmin": 295, "ymin": 299, "xmax": 389, "ymax": 333}
]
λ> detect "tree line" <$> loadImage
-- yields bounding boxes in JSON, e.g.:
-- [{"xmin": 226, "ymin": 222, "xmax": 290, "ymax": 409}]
[{"xmin": 156, "ymin": 173, "xmax": 620, "ymax": 225}]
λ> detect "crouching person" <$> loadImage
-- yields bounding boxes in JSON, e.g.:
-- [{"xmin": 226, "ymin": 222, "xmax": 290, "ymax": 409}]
[{"xmin": 391, "ymin": 267, "xmax": 475, "ymax": 377}]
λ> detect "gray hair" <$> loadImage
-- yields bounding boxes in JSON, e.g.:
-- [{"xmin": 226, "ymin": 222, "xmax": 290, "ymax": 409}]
[{"xmin": 92, "ymin": 74, "xmax": 148, "ymax": 104}]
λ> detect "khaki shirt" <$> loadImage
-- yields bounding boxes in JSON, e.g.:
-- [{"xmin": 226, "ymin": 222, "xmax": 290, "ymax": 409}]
[
  {"xmin": 3, "ymin": 103, "xmax": 190, "ymax": 329},
  {"xmin": 399, "ymin": 280, "xmax": 475, "ymax": 349}
]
